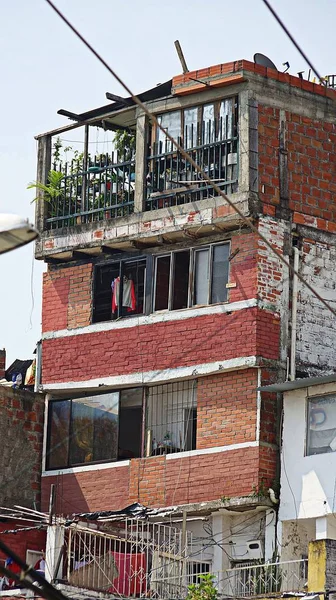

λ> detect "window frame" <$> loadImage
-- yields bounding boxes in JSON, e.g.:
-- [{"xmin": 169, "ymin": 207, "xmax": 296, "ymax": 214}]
[
  {"xmin": 154, "ymin": 97, "xmax": 238, "ymax": 150},
  {"xmin": 305, "ymin": 392, "xmax": 336, "ymax": 457},
  {"xmin": 92, "ymin": 255, "xmax": 148, "ymax": 323},
  {"xmin": 152, "ymin": 241, "xmax": 230, "ymax": 312},
  {"xmin": 46, "ymin": 381, "xmax": 198, "ymax": 471}
]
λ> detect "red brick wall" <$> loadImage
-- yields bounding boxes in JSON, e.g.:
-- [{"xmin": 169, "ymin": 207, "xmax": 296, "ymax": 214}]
[
  {"xmin": 0, "ymin": 388, "xmax": 44, "ymax": 509},
  {"xmin": 0, "ymin": 522, "xmax": 46, "ymax": 564},
  {"xmin": 258, "ymin": 104, "xmax": 336, "ymax": 225},
  {"xmin": 41, "ymin": 307, "xmax": 280, "ymax": 384},
  {"xmin": 42, "ymin": 445, "xmax": 265, "ymax": 513},
  {"xmin": 0, "ymin": 348, "xmax": 5, "ymax": 379},
  {"xmin": 197, "ymin": 369, "xmax": 258, "ymax": 448},
  {"xmin": 229, "ymin": 232, "xmax": 258, "ymax": 303},
  {"xmin": 42, "ymin": 263, "xmax": 92, "ymax": 333}
]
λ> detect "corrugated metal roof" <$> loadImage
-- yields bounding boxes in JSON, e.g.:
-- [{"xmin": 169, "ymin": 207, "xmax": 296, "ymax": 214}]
[{"xmin": 259, "ymin": 373, "xmax": 336, "ymax": 393}]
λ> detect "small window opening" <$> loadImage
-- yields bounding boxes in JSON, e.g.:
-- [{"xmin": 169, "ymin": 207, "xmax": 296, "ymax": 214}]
[{"xmin": 93, "ymin": 258, "xmax": 146, "ymax": 323}]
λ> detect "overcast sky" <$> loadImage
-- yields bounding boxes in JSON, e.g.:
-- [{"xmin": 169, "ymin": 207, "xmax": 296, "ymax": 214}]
[{"xmin": 1, "ymin": 0, "xmax": 335, "ymax": 366}]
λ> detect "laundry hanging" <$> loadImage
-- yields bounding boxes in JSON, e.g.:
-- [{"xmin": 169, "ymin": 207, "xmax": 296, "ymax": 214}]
[{"xmin": 112, "ymin": 276, "xmax": 136, "ymax": 313}]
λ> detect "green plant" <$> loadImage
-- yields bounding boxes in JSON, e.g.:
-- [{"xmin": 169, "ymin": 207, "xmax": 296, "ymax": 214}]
[
  {"xmin": 113, "ymin": 130, "xmax": 136, "ymax": 161},
  {"xmin": 187, "ymin": 574, "xmax": 218, "ymax": 600},
  {"xmin": 27, "ymin": 170, "xmax": 64, "ymax": 203}
]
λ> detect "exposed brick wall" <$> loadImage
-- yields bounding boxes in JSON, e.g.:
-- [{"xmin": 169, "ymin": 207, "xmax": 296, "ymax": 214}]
[
  {"xmin": 0, "ymin": 388, "xmax": 44, "ymax": 509},
  {"xmin": 0, "ymin": 523, "xmax": 46, "ymax": 564},
  {"xmin": 257, "ymin": 217, "xmax": 287, "ymax": 310},
  {"xmin": 0, "ymin": 348, "xmax": 5, "ymax": 379},
  {"xmin": 41, "ymin": 307, "xmax": 280, "ymax": 384},
  {"xmin": 42, "ymin": 263, "xmax": 92, "ymax": 333},
  {"xmin": 258, "ymin": 104, "xmax": 336, "ymax": 225},
  {"xmin": 197, "ymin": 369, "xmax": 258, "ymax": 448},
  {"xmin": 42, "ymin": 445, "xmax": 265, "ymax": 513},
  {"xmin": 229, "ymin": 232, "xmax": 258, "ymax": 303}
]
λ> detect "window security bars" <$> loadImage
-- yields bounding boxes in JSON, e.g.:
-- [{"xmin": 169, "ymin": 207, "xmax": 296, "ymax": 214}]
[
  {"xmin": 145, "ymin": 381, "xmax": 197, "ymax": 456},
  {"xmin": 46, "ymin": 151, "xmax": 135, "ymax": 230},
  {"xmin": 146, "ymin": 97, "xmax": 238, "ymax": 210},
  {"xmin": 65, "ymin": 519, "xmax": 192, "ymax": 599}
]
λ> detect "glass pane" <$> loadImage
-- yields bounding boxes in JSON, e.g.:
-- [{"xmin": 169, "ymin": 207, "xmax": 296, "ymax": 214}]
[
  {"xmin": 155, "ymin": 255, "xmax": 171, "ymax": 311},
  {"xmin": 69, "ymin": 392, "xmax": 119, "ymax": 465},
  {"xmin": 211, "ymin": 244, "xmax": 230, "ymax": 303},
  {"xmin": 172, "ymin": 251, "xmax": 190, "ymax": 310},
  {"xmin": 219, "ymin": 98, "xmax": 233, "ymax": 140},
  {"xmin": 308, "ymin": 395, "xmax": 336, "ymax": 455},
  {"xmin": 47, "ymin": 400, "xmax": 70, "ymax": 469},
  {"xmin": 184, "ymin": 108, "xmax": 198, "ymax": 148},
  {"xmin": 157, "ymin": 111, "xmax": 181, "ymax": 151},
  {"xmin": 203, "ymin": 104, "xmax": 215, "ymax": 144},
  {"xmin": 194, "ymin": 249, "xmax": 209, "ymax": 305}
]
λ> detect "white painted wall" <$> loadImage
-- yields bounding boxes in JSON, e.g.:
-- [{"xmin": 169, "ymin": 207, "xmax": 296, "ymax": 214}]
[{"xmin": 279, "ymin": 382, "xmax": 336, "ymax": 523}]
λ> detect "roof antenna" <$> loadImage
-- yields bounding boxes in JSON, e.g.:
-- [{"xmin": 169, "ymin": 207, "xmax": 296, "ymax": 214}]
[{"xmin": 174, "ymin": 40, "xmax": 189, "ymax": 73}]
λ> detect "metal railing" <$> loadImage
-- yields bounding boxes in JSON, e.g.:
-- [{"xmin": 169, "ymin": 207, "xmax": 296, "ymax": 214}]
[
  {"xmin": 64, "ymin": 519, "xmax": 192, "ymax": 599},
  {"xmin": 46, "ymin": 152, "xmax": 135, "ymax": 230},
  {"xmin": 145, "ymin": 125, "xmax": 238, "ymax": 211},
  {"xmin": 217, "ymin": 559, "xmax": 308, "ymax": 597}
]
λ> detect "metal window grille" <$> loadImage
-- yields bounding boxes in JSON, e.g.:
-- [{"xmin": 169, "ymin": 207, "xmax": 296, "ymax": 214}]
[
  {"xmin": 146, "ymin": 97, "xmax": 238, "ymax": 210},
  {"xmin": 145, "ymin": 381, "xmax": 197, "ymax": 456}
]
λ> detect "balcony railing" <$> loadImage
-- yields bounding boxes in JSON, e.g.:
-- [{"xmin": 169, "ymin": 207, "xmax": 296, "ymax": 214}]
[
  {"xmin": 145, "ymin": 124, "xmax": 238, "ymax": 211},
  {"xmin": 216, "ymin": 559, "xmax": 308, "ymax": 597},
  {"xmin": 46, "ymin": 152, "xmax": 135, "ymax": 230}
]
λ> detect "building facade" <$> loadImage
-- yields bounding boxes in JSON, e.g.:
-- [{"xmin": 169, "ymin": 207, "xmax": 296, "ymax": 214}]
[{"xmin": 33, "ymin": 58, "xmax": 336, "ymax": 585}]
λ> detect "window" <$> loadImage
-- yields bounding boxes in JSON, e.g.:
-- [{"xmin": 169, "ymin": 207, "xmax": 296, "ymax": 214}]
[
  {"xmin": 146, "ymin": 97, "xmax": 238, "ymax": 209},
  {"xmin": 46, "ymin": 382, "xmax": 197, "ymax": 470},
  {"xmin": 47, "ymin": 389, "xmax": 143, "ymax": 469},
  {"xmin": 154, "ymin": 243, "xmax": 230, "ymax": 312},
  {"xmin": 307, "ymin": 394, "xmax": 336, "ymax": 455},
  {"xmin": 93, "ymin": 257, "xmax": 146, "ymax": 323},
  {"xmin": 145, "ymin": 381, "xmax": 197, "ymax": 455}
]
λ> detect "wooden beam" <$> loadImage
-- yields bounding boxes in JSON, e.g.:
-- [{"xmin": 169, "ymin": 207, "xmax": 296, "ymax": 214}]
[{"xmin": 105, "ymin": 92, "xmax": 133, "ymax": 106}]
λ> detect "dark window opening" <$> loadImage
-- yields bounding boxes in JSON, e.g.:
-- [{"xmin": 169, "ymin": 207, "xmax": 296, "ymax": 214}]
[
  {"xmin": 154, "ymin": 255, "xmax": 171, "ymax": 311},
  {"xmin": 93, "ymin": 258, "xmax": 146, "ymax": 323},
  {"xmin": 118, "ymin": 388, "xmax": 143, "ymax": 460},
  {"xmin": 172, "ymin": 251, "xmax": 190, "ymax": 310}
]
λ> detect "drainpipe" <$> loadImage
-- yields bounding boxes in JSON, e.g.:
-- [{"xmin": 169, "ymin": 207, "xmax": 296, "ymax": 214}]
[
  {"xmin": 290, "ymin": 247, "xmax": 300, "ymax": 381},
  {"xmin": 34, "ymin": 339, "xmax": 42, "ymax": 393}
]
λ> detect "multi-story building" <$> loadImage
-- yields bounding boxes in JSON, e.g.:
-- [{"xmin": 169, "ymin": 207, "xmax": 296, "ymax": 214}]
[{"xmin": 32, "ymin": 57, "xmax": 336, "ymax": 593}]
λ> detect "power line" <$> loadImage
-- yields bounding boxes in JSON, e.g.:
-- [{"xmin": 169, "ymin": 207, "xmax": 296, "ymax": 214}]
[
  {"xmin": 44, "ymin": 0, "xmax": 336, "ymax": 323},
  {"xmin": 260, "ymin": 0, "xmax": 323, "ymax": 82}
]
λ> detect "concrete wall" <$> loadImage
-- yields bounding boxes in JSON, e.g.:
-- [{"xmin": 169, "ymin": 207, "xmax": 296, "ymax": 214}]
[
  {"xmin": 279, "ymin": 381, "xmax": 336, "ymax": 524},
  {"xmin": 0, "ymin": 387, "xmax": 44, "ymax": 509}
]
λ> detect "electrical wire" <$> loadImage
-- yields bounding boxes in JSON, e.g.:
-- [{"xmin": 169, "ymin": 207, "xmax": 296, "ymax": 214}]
[
  {"xmin": 260, "ymin": 0, "xmax": 324, "ymax": 83},
  {"xmin": 44, "ymin": 0, "xmax": 336, "ymax": 323}
]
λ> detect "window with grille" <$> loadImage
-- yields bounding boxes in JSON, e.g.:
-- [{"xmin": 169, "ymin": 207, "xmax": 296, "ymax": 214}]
[
  {"xmin": 145, "ymin": 381, "xmax": 197, "ymax": 455},
  {"xmin": 46, "ymin": 381, "xmax": 198, "ymax": 470}
]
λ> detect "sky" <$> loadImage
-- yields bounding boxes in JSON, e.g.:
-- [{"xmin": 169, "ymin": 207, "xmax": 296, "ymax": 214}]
[{"xmin": 1, "ymin": 0, "xmax": 335, "ymax": 367}]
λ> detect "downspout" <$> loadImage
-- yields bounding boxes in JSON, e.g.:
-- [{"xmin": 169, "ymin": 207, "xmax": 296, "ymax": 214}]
[
  {"xmin": 34, "ymin": 339, "xmax": 42, "ymax": 393},
  {"xmin": 290, "ymin": 247, "xmax": 300, "ymax": 380}
]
